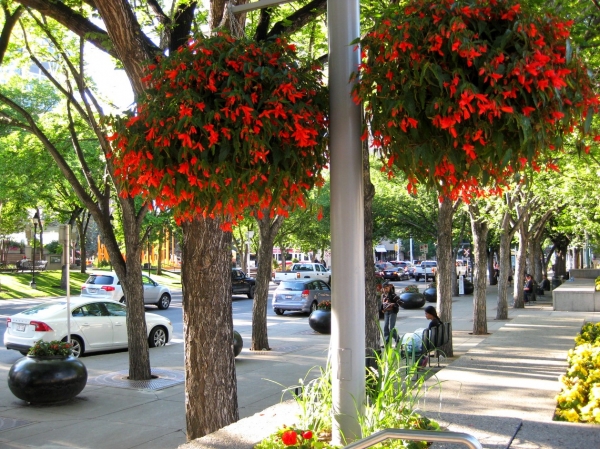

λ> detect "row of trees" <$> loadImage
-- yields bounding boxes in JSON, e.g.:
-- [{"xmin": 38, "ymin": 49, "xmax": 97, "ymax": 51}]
[{"xmin": 1, "ymin": 0, "xmax": 599, "ymax": 443}]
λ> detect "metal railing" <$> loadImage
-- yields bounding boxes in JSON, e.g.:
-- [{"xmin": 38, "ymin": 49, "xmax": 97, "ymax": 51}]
[{"xmin": 343, "ymin": 428, "xmax": 483, "ymax": 449}]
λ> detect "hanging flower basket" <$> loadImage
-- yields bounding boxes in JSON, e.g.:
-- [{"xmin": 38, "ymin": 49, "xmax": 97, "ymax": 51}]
[
  {"xmin": 108, "ymin": 33, "xmax": 329, "ymax": 228},
  {"xmin": 351, "ymin": 0, "xmax": 599, "ymax": 200}
]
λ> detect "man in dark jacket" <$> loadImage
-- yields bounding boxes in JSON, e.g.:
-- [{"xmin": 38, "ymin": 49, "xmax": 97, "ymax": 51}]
[
  {"xmin": 524, "ymin": 274, "xmax": 534, "ymax": 303},
  {"xmin": 381, "ymin": 282, "xmax": 401, "ymax": 344}
]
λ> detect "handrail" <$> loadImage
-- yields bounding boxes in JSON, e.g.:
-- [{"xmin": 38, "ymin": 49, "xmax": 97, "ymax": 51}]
[{"xmin": 343, "ymin": 428, "xmax": 483, "ymax": 449}]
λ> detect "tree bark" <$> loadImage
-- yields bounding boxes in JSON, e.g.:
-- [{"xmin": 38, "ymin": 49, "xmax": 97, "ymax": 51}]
[
  {"xmin": 181, "ymin": 218, "xmax": 238, "ymax": 440},
  {"xmin": 468, "ymin": 203, "xmax": 488, "ymax": 335},
  {"xmin": 252, "ymin": 213, "xmax": 284, "ymax": 351},
  {"xmin": 436, "ymin": 197, "xmax": 454, "ymax": 357},
  {"xmin": 363, "ymin": 141, "xmax": 380, "ymax": 357},
  {"xmin": 513, "ymin": 223, "xmax": 528, "ymax": 308}
]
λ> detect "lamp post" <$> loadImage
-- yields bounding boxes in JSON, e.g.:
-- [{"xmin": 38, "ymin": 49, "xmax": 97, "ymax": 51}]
[
  {"xmin": 30, "ymin": 212, "xmax": 42, "ymax": 289},
  {"xmin": 246, "ymin": 230, "xmax": 254, "ymax": 272}
]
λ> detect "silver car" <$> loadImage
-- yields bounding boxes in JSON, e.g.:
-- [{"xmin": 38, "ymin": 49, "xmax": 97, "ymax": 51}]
[{"xmin": 272, "ymin": 280, "xmax": 331, "ymax": 315}]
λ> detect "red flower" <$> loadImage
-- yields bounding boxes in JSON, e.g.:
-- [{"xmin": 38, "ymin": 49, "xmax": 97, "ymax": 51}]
[
  {"xmin": 281, "ymin": 430, "xmax": 298, "ymax": 446},
  {"xmin": 302, "ymin": 430, "xmax": 313, "ymax": 440}
]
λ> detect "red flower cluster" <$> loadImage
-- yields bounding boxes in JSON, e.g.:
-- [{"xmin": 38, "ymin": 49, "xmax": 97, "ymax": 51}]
[
  {"xmin": 108, "ymin": 33, "xmax": 328, "ymax": 229},
  {"xmin": 352, "ymin": 0, "xmax": 599, "ymax": 200},
  {"xmin": 281, "ymin": 428, "xmax": 314, "ymax": 447}
]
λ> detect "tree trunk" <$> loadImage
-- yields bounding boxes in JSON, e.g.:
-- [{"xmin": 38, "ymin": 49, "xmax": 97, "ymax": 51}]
[
  {"xmin": 496, "ymin": 212, "xmax": 512, "ymax": 320},
  {"xmin": 513, "ymin": 225, "xmax": 527, "ymax": 308},
  {"xmin": 115, "ymin": 201, "xmax": 151, "ymax": 380},
  {"xmin": 252, "ymin": 213, "xmax": 284, "ymax": 351},
  {"xmin": 468, "ymin": 204, "xmax": 488, "ymax": 335},
  {"xmin": 181, "ymin": 217, "xmax": 238, "ymax": 440},
  {"xmin": 363, "ymin": 143, "xmax": 380, "ymax": 357},
  {"xmin": 436, "ymin": 197, "xmax": 454, "ymax": 357}
]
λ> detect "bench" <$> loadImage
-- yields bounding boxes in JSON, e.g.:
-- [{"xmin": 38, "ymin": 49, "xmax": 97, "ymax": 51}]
[{"xmin": 398, "ymin": 321, "xmax": 452, "ymax": 369}]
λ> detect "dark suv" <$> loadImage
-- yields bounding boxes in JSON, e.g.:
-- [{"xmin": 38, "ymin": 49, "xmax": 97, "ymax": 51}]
[{"xmin": 232, "ymin": 268, "xmax": 256, "ymax": 299}]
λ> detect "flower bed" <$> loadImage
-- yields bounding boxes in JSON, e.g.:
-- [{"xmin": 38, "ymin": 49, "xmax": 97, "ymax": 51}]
[
  {"xmin": 555, "ymin": 322, "xmax": 600, "ymax": 423},
  {"xmin": 255, "ymin": 346, "xmax": 439, "ymax": 448}
]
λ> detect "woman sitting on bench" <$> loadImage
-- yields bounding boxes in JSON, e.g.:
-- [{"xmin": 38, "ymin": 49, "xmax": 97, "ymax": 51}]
[{"xmin": 401, "ymin": 306, "xmax": 442, "ymax": 367}]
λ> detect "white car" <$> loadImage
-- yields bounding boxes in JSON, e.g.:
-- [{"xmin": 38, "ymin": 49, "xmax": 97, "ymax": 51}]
[
  {"xmin": 80, "ymin": 272, "xmax": 172, "ymax": 309},
  {"xmin": 4, "ymin": 298, "xmax": 173, "ymax": 357}
]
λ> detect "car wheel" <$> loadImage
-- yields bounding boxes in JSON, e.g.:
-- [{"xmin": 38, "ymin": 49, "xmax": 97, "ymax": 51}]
[
  {"xmin": 148, "ymin": 326, "xmax": 168, "ymax": 348},
  {"xmin": 247, "ymin": 285, "xmax": 255, "ymax": 299},
  {"xmin": 63, "ymin": 336, "xmax": 83, "ymax": 358},
  {"xmin": 157, "ymin": 293, "xmax": 171, "ymax": 310},
  {"xmin": 120, "ymin": 297, "xmax": 126, "ymax": 305},
  {"xmin": 274, "ymin": 308, "xmax": 284, "ymax": 315},
  {"xmin": 310, "ymin": 301, "xmax": 318, "ymax": 313}
]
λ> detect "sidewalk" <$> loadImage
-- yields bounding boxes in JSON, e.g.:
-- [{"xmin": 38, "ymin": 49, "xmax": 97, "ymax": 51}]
[{"xmin": 1, "ymin": 284, "xmax": 599, "ymax": 449}]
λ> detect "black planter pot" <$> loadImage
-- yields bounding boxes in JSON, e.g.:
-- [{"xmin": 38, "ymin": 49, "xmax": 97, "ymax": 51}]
[
  {"xmin": 8, "ymin": 355, "xmax": 87, "ymax": 404},
  {"xmin": 308, "ymin": 310, "xmax": 331, "ymax": 334},
  {"xmin": 233, "ymin": 330, "xmax": 243, "ymax": 357},
  {"xmin": 399, "ymin": 292, "xmax": 426, "ymax": 309},
  {"xmin": 423, "ymin": 288, "xmax": 437, "ymax": 303}
]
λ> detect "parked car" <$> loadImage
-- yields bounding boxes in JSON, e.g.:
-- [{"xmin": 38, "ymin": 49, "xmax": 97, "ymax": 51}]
[
  {"xmin": 391, "ymin": 261, "xmax": 415, "ymax": 278},
  {"xmin": 413, "ymin": 261, "xmax": 438, "ymax": 282},
  {"xmin": 272, "ymin": 280, "xmax": 331, "ymax": 315},
  {"xmin": 4, "ymin": 298, "xmax": 173, "ymax": 357},
  {"xmin": 80, "ymin": 272, "xmax": 172, "ymax": 309},
  {"xmin": 232, "ymin": 268, "xmax": 256, "ymax": 299},
  {"xmin": 381, "ymin": 262, "xmax": 409, "ymax": 281}
]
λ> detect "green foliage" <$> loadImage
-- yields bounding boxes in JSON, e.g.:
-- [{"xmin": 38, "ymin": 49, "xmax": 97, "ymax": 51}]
[
  {"xmin": 555, "ymin": 322, "xmax": 600, "ymax": 423},
  {"xmin": 28, "ymin": 339, "xmax": 72, "ymax": 357},
  {"xmin": 44, "ymin": 240, "xmax": 62, "ymax": 254},
  {"xmin": 316, "ymin": 300, "xmax": 331, "ymax": 311}
]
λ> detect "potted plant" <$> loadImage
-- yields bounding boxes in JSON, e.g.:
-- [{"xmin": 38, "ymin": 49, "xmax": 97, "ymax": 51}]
[
  {"xmin": 424, "ymin": 282, "xmax": 437, "ymax": 303},
  {"xmin": 399, "ymin": 285, "xmax": 426, "ymax": 309},
  {"xmin": 8, "ymin": 339, "xmax": 88, "ymax": 404},
  {"xmin": 308, "ymin": 300, "xmax": 331, "ymax": 334}
]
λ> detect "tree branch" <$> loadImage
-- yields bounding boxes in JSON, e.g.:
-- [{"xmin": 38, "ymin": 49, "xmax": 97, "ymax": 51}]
[
  {"xmin": 14, "ymin": 0, "xmax": 119, "ymax": 58},
  {"xmin": 0, "ymin": 4, "xmax": 23, "ymax": 65},
  {"xmin": 266, "ymin": 0, "xmax": 326, "ymax": 39}
]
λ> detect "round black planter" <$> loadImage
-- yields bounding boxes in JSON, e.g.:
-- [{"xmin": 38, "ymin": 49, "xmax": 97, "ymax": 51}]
[
  {"xmin": 233, "ymin": 330, "xmax": 243, "ymax": 357},
  {"xmin": 399, "ymin": 292, "xmax": 426, "ymax": 309},
  {"xmin": 308, "ymin": 310, "xmax": 331, "ymax": 334},
  {"xmin": 423, "ymin": 288, "xmax": 437, "ymax": 303},
  {"xmin": 8, "ymin": 355, "xmax": 87, "ymax": 404}
]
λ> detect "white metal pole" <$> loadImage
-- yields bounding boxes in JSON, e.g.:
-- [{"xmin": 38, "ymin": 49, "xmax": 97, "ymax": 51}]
[
  {"xmin": 66, "ymin": 224, "xmax": 71, "ymax": 344},
  {"xmin": 410, "ymin": 237, "xmax": 414, "ymax": 262},
  {"xmin": 329, "ymin": 0, "xmax": 364, "ymax": 444}
]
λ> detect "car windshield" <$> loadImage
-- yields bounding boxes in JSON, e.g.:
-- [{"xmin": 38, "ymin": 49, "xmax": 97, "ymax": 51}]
[
  {"xmin": 279, "ymin": 281, "xmax": 306, "ymax": 290},
  {"xmin": 21, "ymin": 301, "xmax": 67, "ymax": 316},
  {"xmin": 85, "ymin": 275, "xmax": 116, "ymax": 285}
]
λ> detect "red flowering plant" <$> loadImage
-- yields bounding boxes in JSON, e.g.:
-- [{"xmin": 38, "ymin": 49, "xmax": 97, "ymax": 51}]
[
  {"xmin": 256, "ymin": 425, "xmax": 335, "ymax": 449},
  {"xmin": 351, "ymin": 0, "xmax": 599, "ymax": 200},
  {"xmin": 107, "ymin": 33, "xmax": 328, "ymax": 229}
]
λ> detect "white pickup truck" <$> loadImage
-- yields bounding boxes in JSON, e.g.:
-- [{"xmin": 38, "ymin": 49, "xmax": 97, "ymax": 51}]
[{"xmin": 273, "ymin": 262, "xmax": 331, "ymax": 285}]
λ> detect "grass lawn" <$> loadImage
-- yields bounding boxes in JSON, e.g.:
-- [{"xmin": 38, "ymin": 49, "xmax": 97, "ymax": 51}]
[{"xmin": 0, "ymin": 268, "xmax": 182, "ymax": 300}]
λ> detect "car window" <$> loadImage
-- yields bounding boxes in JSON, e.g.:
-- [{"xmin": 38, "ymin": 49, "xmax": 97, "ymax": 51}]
[
  {"xmin": 104, "ymin": 302, "xmax": 127, "ymax": 317},
  {"xmin": 280, "ymin": 281, "xmax": 304, "ymax": 290},
  {"xmin": 232, "ymin": 270, "xmax": 243, "ymax": 280},
  {"xmin": 74, "ymin": 303, "xmax": 107, "ymax": 317},
  {"xmin": 85, "ymin": 275, "xmax": 115, "ymax": 285},
  {"xmin": 307, "ymin": 281, "xmax": 318, "ymax": 290},
  {"xmin": 142, "ymin": 275, "xmax": 154, "ymax": 286},
  {"xmin": 318, "ymin": 281, "xmax": 331, "ymax": 291}
]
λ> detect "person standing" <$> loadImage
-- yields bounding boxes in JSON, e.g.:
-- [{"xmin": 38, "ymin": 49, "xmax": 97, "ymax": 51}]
[{"xmin": 381, "ymin": 282, "xmax": 401, "ymax": 345}]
